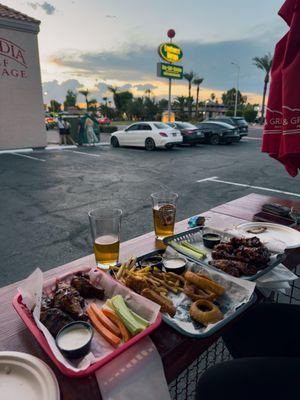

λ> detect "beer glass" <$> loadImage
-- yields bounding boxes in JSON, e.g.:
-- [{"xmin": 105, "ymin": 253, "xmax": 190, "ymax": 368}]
[
  {"xmin": 88, "ymin": 208, "xmax": 122, "ymax": 270},
  {"xmin": 151, "ymin": 191, "xmax": 178, "ymax": 239}
]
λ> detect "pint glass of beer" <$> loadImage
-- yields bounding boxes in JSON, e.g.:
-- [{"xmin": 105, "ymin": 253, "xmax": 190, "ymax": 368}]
[
  {"xmin": 151, "ymin": 191, "xmax": 178, "ymax": 239},
  {"xmin": 88, "ymin": 208, "xmax": 122, "ymax": 269}
]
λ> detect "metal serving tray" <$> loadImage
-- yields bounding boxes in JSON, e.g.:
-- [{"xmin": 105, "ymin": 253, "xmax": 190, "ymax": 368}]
[
  {"xmin": 163, "ymin": 227, "xmax": 286, "ymax": 281},
  {"xmin": 132, "ymin": 249, "xmax": 258, "ymax": 339},
  {"xmin": 162, "ymin": 292, "xmax": 257, "ymax": 339}
]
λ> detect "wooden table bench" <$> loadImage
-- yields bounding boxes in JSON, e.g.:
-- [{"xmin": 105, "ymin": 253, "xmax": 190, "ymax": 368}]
[{"xmin": 1, "ymin": 193, "xmax": 299, "ymax": 399}]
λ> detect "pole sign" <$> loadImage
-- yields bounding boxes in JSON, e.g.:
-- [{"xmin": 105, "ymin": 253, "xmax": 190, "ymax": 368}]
[
  {"xmin": 158, "ymin": 42, "xmax": 183, "ymax": 63},
  {"xmin": 157, "ymin": 62, "xmax": 183, "ymax": 79}
]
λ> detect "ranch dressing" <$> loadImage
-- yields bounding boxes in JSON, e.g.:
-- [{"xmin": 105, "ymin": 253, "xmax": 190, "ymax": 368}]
[
  {"xmin": 164, "ymin": 258, "xmax": 185, "ymax": 270},
  {"xmin": 57, "ymin": 327, "xmax": 91, "ymax": 350}
]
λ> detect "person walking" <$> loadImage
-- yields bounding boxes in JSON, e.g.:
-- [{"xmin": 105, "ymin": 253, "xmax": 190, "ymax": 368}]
[
  {"xmin": 57, "ymin": 116, "xmax": 67, "ymax": 145},
  {"xmin": 85, "ymin": 115, "xmax": 99, "ymax": 146},
  {"xmin": 64, "ymin": 119, "xmax": 76, "ymax": 145},
  {"xmin": 195, "ymin": 302, "xmax": 300, "ymax": 400}
]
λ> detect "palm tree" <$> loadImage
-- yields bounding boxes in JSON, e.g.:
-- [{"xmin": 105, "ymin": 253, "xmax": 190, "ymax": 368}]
[
  {"xmin": 183, "ymin": 70, "xmax": 198, "ymax": 118},
  {"xmin": 193, "ymin": 78, "xmax": 204, "ymax": 118},
  {"xmin": 102, "ymin": 96, "xmax": 108, "ymax": 106},
  {"xmin": 79, "ymin": 89, "xmax": 90, "ymax": 110},
  {"xmin": 108, "ymin": 85, "xmax": 119, "ymax": 110},
  {"xmin": 174, "ymin": 96, "xmax": 187, "ymax": 120},
  {"xmin": 253, "ymin": 53, "xmax": 273, "ymax": 123}
]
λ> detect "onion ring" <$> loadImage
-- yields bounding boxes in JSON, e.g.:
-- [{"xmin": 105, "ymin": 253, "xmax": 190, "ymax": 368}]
[{"xmin": 190, "ymin": 299, "xmax": 223, "ymax": 326}]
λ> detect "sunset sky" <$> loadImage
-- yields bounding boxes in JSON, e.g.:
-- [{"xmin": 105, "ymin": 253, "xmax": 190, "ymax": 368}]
[{"xmin": 7, "ymin": 0, "xmax": 287, "ymax": 105}]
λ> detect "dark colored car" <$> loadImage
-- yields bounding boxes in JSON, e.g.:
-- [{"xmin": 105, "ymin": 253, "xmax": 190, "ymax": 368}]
[
  {"xmin": 209, "ymin": 117, "xmax": 248, "ymax": 138},
  {"xmin": 196, "ymin": 121, "xmax": 240, "ymax": 144},
  {"xmin": 167, "ymin": 122, "xmax": 205, "ymax": 145}
]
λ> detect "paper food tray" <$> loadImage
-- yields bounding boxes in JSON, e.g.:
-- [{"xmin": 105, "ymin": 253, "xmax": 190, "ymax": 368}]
[{"xmin": 12, "ymin": 267, "xmax": 162, "ymax": 378}]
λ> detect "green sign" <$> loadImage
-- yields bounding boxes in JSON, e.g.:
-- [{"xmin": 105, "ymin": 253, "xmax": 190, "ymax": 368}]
[
  {"xmin": 158, "ymin": 42, "xmax": 183, "ymax": 63},
  {"xmin": 157, "ymin": 62, "xmax": 183, "ymax": 79}
]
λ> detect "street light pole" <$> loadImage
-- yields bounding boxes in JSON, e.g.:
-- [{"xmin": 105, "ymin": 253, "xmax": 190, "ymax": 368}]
[{"xmin": 231, "ymin": 62, "xmax": 240, "ymax": 117}]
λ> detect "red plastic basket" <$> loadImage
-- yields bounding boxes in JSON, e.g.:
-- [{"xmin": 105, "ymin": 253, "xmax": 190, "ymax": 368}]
[{"xmin": 12, "ymin": 272, "xmax": 162, "ymax": 378}]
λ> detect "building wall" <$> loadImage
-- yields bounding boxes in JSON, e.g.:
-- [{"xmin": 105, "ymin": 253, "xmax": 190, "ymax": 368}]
[{"xmin": 0, "ymin": 23, "xmax": 46, "ymax": 149}]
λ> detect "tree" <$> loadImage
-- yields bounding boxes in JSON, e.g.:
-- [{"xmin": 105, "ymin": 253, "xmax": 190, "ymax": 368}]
[
  {"xmin": 158, "ymin": 98, "xmax": 168, "ymax": 111},
  {"xmin": 174, "ymin": 96, "xmax": 187, "ymax": 120},
  {"xmin": 222, "ymin": 88, "xmax": 246, "ymax": 110},
  {"xmin": 49, "ymin": 99, "xmax": 61, "ymax": 113},
  {"xmin": 108, "ymin": 86, "xmax": 133, "ymax": 117},
  {"xmin": 79, "ymin": 89, "xmax": 90, "ymax": 110},
  {"xmin": 193, "ymin": 78, "xmax": 204, "ymax": 118},
  {"xmin": 243, "ymin": 106, "xmax": 258, "ymax": 122},
  {"xmin": 183, "ymin": 70, "xmax": 198, "ymax": 118},
  {"xmin": 88, "ymin": 98, "xmax": 98, "ymax": 111},
  {"xmin": 210, "ymin": 93, "xmax": 216, "ymax": 101},
  {"xmin": 63, "ymin": 90, "xmax": 77, "ymax": 109},
  {"xmin": 102, "ymin": 96, "xmax": 108, "ymax": 106},
  {"xmin": 100, "ymin": 104, "xmax": 116, "ymax": 119},
  {"xmin": 127, "ymin": 97, "xmax": 144, "ymax": 120},
  {"xmin": 253, "ymin": 53, "xmax": 273, "ymax": 123},
  {"xmin": 143, "ymin": 96, "xmax": 159, "ymax": 120}
]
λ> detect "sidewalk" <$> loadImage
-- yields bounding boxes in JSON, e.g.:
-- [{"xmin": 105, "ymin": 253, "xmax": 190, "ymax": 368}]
[{"xmin": 46, "ymin": 129, "xmax": 110, "ymax": 148}]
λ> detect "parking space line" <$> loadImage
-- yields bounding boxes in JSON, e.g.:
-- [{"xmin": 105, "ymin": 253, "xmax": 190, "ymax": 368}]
[
  {"xmin": 67, "ymin": 150, "xmax": 101, "ymax": 158},
  {"xmin": 197, "ymin": 176, "xmax": 300, "ymax": 197},
  {"xmin": 12, "ymin": 153, "xmax": 46, "ymax": 162},
  {"xmin": 244, "ymin": 137, "xmax": 262, "ymax": 141}
]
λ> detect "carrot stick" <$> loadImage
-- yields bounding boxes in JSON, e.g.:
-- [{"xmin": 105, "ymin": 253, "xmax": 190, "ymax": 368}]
[
  {"xmin": 87, "ymin": 306, "xmax": 121, "ymax": 347},
  {"xmin": 90, "ymin": 303, "xmax": 121, "ymax": 337},
  {"xmin": 102, "ymin": 308, "xmax": 131, "ymax": 342}
]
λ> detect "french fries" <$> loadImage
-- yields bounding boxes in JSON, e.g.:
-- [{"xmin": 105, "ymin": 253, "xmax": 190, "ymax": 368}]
[{"xmin": 112, "ymin": 257, "xmax": 185, "ymax": 296}]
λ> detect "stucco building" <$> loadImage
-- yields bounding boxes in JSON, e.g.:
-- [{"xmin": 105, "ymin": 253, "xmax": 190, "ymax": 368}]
[{"xmin": 0, "ymin": 3, "xmax": 46, "ymax": 149}]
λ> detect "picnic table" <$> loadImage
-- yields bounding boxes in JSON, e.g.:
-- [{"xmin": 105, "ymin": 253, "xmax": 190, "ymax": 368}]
[{"xmin": 1, "ymin": 193, "xmax": 299, "ymax": 399}]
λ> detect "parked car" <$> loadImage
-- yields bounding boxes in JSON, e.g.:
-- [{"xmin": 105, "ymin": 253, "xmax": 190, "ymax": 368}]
[
  {"xmin": 98, "ymin": 116, "xmax": 111, "ymax": 125},
  {"xmin": 167, "ymin": 122, "xmax": 205, "ymax": 145},
  {"xmin": 196, "ymin": 121, "xmax": 240, "ymax": 144},
  {"xmin": 209, "ymin": 117, "xmax": 248, "ymax": 138},
  {"xmin": 45, "ymin": 114, "xmax": 56, "ymax": 130},
  {"xmin": 110, "ymin": 122, "xmax": 182, "ymax": 150}
]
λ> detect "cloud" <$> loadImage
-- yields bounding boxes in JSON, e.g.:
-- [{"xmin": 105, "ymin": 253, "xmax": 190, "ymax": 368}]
[
  {"xmin": 134, "ymin": 83, "xmax": 157, "ymax": 91},
  {"xmin": 28, "ymin": 1, "xmax": 56, "ymax": 15},
  {"xmin": 48, "ymin": 27, "xmax": 279, "ymax": 94},
  {"xmin": 118, "ymin": 83, "xmax": 133, "ymax": 91},
  {"xmin": 42, "ymin": 79, "xmax": 84, "ymax": 103},
  {"xmin": 105, "ymin": 15, "xmax": 117, "ymax": 18}
]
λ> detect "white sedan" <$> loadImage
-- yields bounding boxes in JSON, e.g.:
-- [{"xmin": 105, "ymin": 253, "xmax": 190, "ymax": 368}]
[{"xmin": 110, "ymin": 122, "xmax": 182, "ymax": 150}]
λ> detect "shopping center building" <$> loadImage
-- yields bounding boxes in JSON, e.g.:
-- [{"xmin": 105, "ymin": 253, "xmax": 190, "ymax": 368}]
[{"xmin": 0, "ymin": 4, "xmax": 46, "ymax": 149}]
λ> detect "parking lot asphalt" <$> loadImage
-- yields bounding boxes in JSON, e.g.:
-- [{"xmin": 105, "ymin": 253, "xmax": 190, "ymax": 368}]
[{"xmin": 1, "ymin": 126, "xmax": 299, "ymax": 287}]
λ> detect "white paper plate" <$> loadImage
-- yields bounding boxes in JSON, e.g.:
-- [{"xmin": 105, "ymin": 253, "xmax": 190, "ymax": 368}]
[
  {"xmin": 237, "ymin": 222, "xmax": 300, "ymax": 249},
  {"xmin": 0, "ymin": 352, "xmax": 60, "ymax": 400}
]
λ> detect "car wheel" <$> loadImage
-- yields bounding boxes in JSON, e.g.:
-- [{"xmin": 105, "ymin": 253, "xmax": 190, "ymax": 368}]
[
  {"xmin": 145, "ymin": 138, "xmax": 156, "ymax": 151},
  {"xmin": 210, "ymin": 134, "xmax": 220, "ymax": 145},
  {"xmin": 111, "ymin": 136, "xmax": 119, "ymax": 148},
  {"xmin": 165, "ymin": 144, "xmax": 174, "ymax": 149}
]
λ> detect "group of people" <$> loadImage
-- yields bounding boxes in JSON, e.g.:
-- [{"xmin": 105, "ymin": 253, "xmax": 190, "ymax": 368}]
[{"xmin": 57, "ymin": 114, "xmax": 99, "ymax": 146}]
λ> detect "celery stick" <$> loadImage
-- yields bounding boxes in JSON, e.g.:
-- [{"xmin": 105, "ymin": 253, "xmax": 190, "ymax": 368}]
[
  {"xmin": 111, "ymin": 295, "xmax": 145, "ymax": 335},
  {"xmin": 169, "ymin": 240, "xmax": 206, "ymax": 261},
  {"xmin": 129, "ymin": 309, "xmax": 149, "ymax": 328},
  {"xmin": 181, "ymin": 241, "xmax": 207, "ymax": 258}
]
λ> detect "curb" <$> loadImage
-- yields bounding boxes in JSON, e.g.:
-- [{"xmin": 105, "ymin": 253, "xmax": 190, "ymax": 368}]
[{"xmin": 0, "ymin": 143, "xmax": 111, "ymax": 154}]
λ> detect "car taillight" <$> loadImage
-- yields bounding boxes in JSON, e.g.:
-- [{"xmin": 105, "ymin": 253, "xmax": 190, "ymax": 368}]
[
  {"xmin": 159, "ymin": 132, "xmax": 168, "ymax": 137},
  {"xmin": 184, "ymin": 130, "xmax": 194, "ymax": 135}
]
